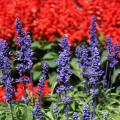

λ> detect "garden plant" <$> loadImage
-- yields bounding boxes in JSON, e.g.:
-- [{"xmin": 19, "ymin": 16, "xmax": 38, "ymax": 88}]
[{"xmin": 0, "ymin": 1, "xmax": 120, "ymax": 120}]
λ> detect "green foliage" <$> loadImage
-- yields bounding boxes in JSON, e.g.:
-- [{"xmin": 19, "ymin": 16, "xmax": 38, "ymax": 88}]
[{"xmin": 0, "ymin": 40, "xmax": 120, "ymax": 120}]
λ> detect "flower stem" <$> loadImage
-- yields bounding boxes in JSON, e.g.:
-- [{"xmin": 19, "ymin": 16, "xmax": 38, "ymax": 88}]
[{"xmin": 10, "ymin": 103, "xmax": 14, "ymax": 120}]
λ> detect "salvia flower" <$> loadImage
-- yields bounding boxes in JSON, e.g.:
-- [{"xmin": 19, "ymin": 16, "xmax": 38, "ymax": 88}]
[
  {"xmin": 75, "ymin": 45, "xmax": 90, "ymax": 95},
  {"xmin": 105, "ymin": 35, "xmax": 119, "ymax": 68},
  {"xmin": 0, "ymin": 40, "xmax": 15, "ymax": 120},
  {"xmin": 0, "ymin": 40, "xmax": 15, "ymax": 103},
  {"xmin": 56, "ymin": 35, "xmax": 73, "ymax": 120},
  {"xmin": 53, "ymin": 104, "xmax": 58, "ymax": 114},
  {"xmin": 56, "ymin": 35, "xmax": 73, "ymax": 94},
  {"xmin": 82, "ymin": 104, "xmax": 90, "ymax": 120},
  {"xmin": 59, "ymin": 96, "xmax": 72, "ymax": 104},
  {"xmin": 0, "ymin": 40, "xmax": 11, "ymax": 84},
  {"xmin": 73, "ymin": 112, "xmax": 79, "ymax": 120},
  {"xmin": 89, "ymin": 16, "xmax": 98, "ymax": 47},
  {"xmin": 16, "ymin": 18, "xmax": 33, "ymax": 78},
  {"xmin": 15, "ymin": 18, "xmax": 34, "ymax": 102},
  {"xmin": 105, "ymin": 35, "xmax": 112, "ymax": 52},
  {"xmin": 53, "ymin": 104, "xmax": 58, "ymax": 119},
  {"xmin": 37, "ymin": 62, "xmax": 48, "ymax": 95},
  {"xmin": 108, "ymin": 43, "xmax": 119, "ymax": 68},
  {"xmin": 105, "ymin": 36, "xmax": 119, "ymax": 89},
  {"xmin": 75, "ymin": 45, "xmax": 90, "ymax": 69},
  {"xmin": 32, "ymin": 98, "xmax": 44, "ymax": 120},
  {"xmin": 88, "ymin": 16, "xmax": 103, "ymax": 120}
]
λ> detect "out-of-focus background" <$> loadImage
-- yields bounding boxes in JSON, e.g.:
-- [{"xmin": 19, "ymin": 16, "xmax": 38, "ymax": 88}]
[{"xmin": 0, "ymin": 0, "xmax": 120, "ymax": 46}]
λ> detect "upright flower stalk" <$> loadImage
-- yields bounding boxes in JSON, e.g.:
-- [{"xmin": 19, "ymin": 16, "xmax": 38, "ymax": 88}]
[
  {"xmin": 55, "ymin": 35, "xmax": 73, "ymax": 120},
  {"xmin": 82, "ymin": 104, "xmax": 90, "ymax": 120},
  {"xmin": 53, "ymin": 104, "xmax": 58, "ymax": 120},
  {"xmin": 15, "ymin": 18, "xmax": 33, "ymax": 100},
  {"xmin": 104, "ymin": 35, "xmax": 119, "ymax": 90},
  {"xmin": 0, "ymin": 40, "xmax": 15, "ymax": 120},
  {"xmin": 73, "ymin": 112, "xmax": 79, "ymax": 120},
  {"xmin": 88, "ymin": 16, "xmax": 103, "ymax": 119},
  {"xmin": 75, "ymin": 45, "xmax": 90, "ymax": 96},
  {"xmin": 32, "ymin": 62, "xmax": 48, "ymax": 120}
]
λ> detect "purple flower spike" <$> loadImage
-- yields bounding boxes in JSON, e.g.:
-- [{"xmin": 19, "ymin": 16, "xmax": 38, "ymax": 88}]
[
  {"xmin": 32, "ymin": 99, "xmax": 43, "ymax": 120},
  {"xmin": 73, "ymin": 112, "xmax": 79, "ymax": 120},
  {"xmin": 0, "ymin": 40, "xmax": 15, "ymax": 103},
  {"xmin": 16, "ymin": 18, "xmax": 33, "ymax": 78},
  {"xmin": 82, "ymin": 104, "xmax": 90, "ymax": 120},
  {"xmin": 90, "ymin": 16, "xmax": 98, "ymax": 46},
  {"xmin": 55, "ymin": 35, "xmax": 73, "ymax": 120},
  {"xmin": 37, "ymin": 62, "xmax": 48, "ymax": 95},
  {"xmin": 53, "ymin": 104, "xmax": 58, "ymax": 119}
]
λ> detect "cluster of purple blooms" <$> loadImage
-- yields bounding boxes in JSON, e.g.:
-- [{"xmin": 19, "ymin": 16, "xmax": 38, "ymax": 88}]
[
  {"xmin": 32, "ymin": 62, "xmax": 48, "ymax": 120},
  {"xmin": 0, "ymin": 40, "xmax": 14, "ymax": 102},
  {"xmin": 0, "ymin": 40, "xmax": 15, "ymax": 119},
  {"xmin": 37, "ymin": 62, "xmax": 48, "ymax": 95},
  {"xmin": 75, "ymin": 16, "xmax": 119, "ymax": 120},
  {"xmin": 82, "ymin": 104, "xmax": 90, "ymax": 120},
  {"xmin": 15, "ymin": 18, "xmax": 34, "ymax": 101},
  {"xmin": 16, "ymin": 18, "xmax": 33, "ymax": 80},
  {"xmin": 73, "ymin": 112, "xmax": 79, "ymax": 120},
  {"xmin": 103, "ymin": 35, "xmax": 119, "ymax": 90},
  {"xmin": 75, "ymin": 45, "xmax": 90, "ymax": 95},
  {"xmin": 75, "ymin": 16, "xmax": 102, "ymax": 120},
  {"xmin": 54, "ymin": 35, "xmax": 73, "ymax": 120},
  {"xmin": 0, "ymin": 15, "xmax": 119, "ymax": 120}
]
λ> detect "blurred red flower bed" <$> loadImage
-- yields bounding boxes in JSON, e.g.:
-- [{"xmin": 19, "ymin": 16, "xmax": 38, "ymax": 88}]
[
  {"xmin": 0, "ymin": 0, "xmax": 120, "ymax": 46},
  {"xmin": 0, "ymin": 80, "xmax": 51, "ymax": 102}
]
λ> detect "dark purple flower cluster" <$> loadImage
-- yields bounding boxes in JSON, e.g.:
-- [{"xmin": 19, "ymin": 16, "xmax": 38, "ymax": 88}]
[
  {"xmin": 106, "ymin": 36, "xmax": 119, "ymax": 68},
  {"xmin": 75, "ymin": 16, "xmax": 103, "ymax": 120},
  {"xmin": 55, "ymin": 35, "xmax": 73, "ymax": 120},
  {"xmin": 32, "ymin": 99, "xmax": 42, "ymax": 120},
  {"xmin": 33, "ymin": 62, "xmax": 48, "ymax": 120},
  {"xmin": 53, "ymin": 104, "xmax": 58, "ymax": 119},
  {"xmin": 89, "ymin": 16, "xmax": 98, "ymax": 47},
  {"xmin": 53, "ymin": 104, "xmax": 58, "ymax": 114},
  {"xmin": 37, "ymin": 62, "xmax": 48, "ymax": 95},
  {"xmin": 104, "ymin": 35, "xmax": 119, "ymax": 89},
  {"xmin": 82, "ymin": 104, "xmax": 90, "ymax": 120},
  {"xmin": 0, "ymin": 40, "xmax": 15, "ymax": 103},
  {"xmin": 75, "ymin": 45, "xmax": 90, "ymax": 69},
  {"xmin": 73, "ymin": 112, "xmax": 79, "ymax": 120},
  {"xmin": 0, "ymin": 40, "xmax": 10, "ymax": 83},
  {"xmin": 75, "ymin": 45, "xmax": 90, "ymax": 95},
  {"xmin": 15, "ymin": 18, "xmax": 34, "ymax": 102},
  {"xmin": 56, "ymin": 35, "xmax": 73, "ymax": 93},
  {"xmin": 88, "ymin": 17, "xmax": 103, "ymax": 120},
  {"xmin": 16, "ymin": 18, "xmax": 33, "ymax": 78}
]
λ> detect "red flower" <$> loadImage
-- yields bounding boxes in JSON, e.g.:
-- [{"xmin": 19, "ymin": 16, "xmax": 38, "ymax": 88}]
[
  {"xmin": 0, "ymin": 0, "xmax": 120, "ymax": 47},
  {"xmin": 0, "ymin": 86, "xmax": 6, "ymax": 102},
  {"xmin": 15, "ymin": 82, "xmax": 24, "ymax": 101}
]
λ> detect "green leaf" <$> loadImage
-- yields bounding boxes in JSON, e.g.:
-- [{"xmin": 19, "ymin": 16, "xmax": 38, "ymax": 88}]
[
  {"xmin": 70, "ymin": 58, "xmax": 83, "ymax": 80},
  {"xmin": 47, "ymin": 60, "xmax": 57, "ymax": 68},
  {"xmin": 42, "ymin": 43, "xmax": 56, "ymax": 50},
  {"xmin": 111, "ymin": 68, "xmax": 120, "ymax": 83},
  {"xmin": 112, "ymin": 115, "xmax": 120, "ymax": 120},
  {"xmin": 46, "ymin": 111, "xmax": 54, "ymax": 120},
  {"xmin": 48, "ymin": 72, "xmax": 57, "ymax": 93},
  {"xmin": 43, "ymin": 52, "xmax": 58, "ymax": 60},
  {"xmin": 23, "ymin": 106, "xmax": 33, "ymax": 120},
  {"xmin": 101, "ymin": 50, "xmax": 108, "ymax": 64},
  {"xmin": 31, "ymin": 41, "xmax": 41, "ymax": 49},
  {"xmin": 33, "ymin": 71, "xmax": 42, "ymax": 80}
]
